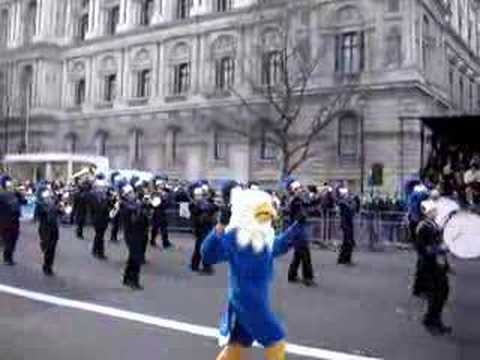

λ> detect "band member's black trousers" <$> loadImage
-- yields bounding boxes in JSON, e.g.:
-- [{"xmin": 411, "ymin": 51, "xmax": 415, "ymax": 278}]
[
  {"xmin": 338, "ymin": 227, "xmax": 355, "ymax": 264},
  {"xmin": 191, "ymin": 227, "xmax": 212, "ymax": 271},
  {"xmin": 110, "ymin": 215, "xmax": 120, "ymax": 242},
  {"xmin": 2, "ymin": 226, "xmax": 19, "ymax": 263},
  {"xmin": 151, "ymin": 222, "xmax": 170, "ymax": 247},
  {"xmin": 288, "ymin": 244, "xmax": 314, "ymax": 281},
  {"xmin": 409, "ymin": 220, "xmax": 427, "ymax": 297},
  {"xmin": 76, "ymin": 216, "xmax": 85, "ymax": 239},
  {"xmin": 124, "ymin": 235, "xmax": 143, "ymax": 286},
  {"xmin": 424, "ymin": 269, "xmax": 449, "ymax": 326},
  {"xmin": 39, "ymin": 227, "xmax": 58, "ymax": 271},
  {"xmin": 92, "ymin": 225, "xmax": 108, "ymax": 257}
]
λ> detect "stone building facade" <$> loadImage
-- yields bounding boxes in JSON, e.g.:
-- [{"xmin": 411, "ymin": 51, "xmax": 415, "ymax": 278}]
[{"xmin": 0, "ymin": 0, "xmax": 480, "ymax": 192}]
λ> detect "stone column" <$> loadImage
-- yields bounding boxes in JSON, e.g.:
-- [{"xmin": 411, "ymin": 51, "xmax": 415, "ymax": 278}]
[
  {"xmin": 190, "ymin": 0, "xmax": 208, "ymax": 17},
  {"xmin": 45, "ymin": 162, "xmax": 53, "ymax": 180},
  {"xmin": 151, "ymin": 0, "xmax": 167, "ymax": 24},
  {"xmin": 117, "ymin": 0, "xmax": 135, "ymax": 33},
  {"xmin": 86, "ymin": 0, "xmax": 101, "ymax": 39}
]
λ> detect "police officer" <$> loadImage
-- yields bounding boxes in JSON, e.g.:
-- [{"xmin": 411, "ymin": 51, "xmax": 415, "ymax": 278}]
[
  {"xmin": 121, "ymin": 184, "xmax": 149, "ymax": 290},
  {"xmin": 35, "ymin": 185, "xmax": 62, "ymax": 276},
  {"xmin": 189, "ymin": 183, "xmax": 218, "ymax": 274},
  {"xmin": 285, "ymin": 179, "xmax": 316, "ymax": 287},
  {"xmin": 90, "ymin": 174, "xmax": 114, "ymax": 260},
  {"xmin": 150, "ymin": 177, "xmax": 173, "ymax": 249},
  {"xmin": 132, "ymin": 180, "xmax": 151, "ymax": 264},
  {"xmin": 337, "ymin": 187, "xmax": 356, "ymax": 265},
  {"xmin": 0, "ymin": 176, "xmax": 26, "ymax": 265},
  {"xmin": 416, "ymin": 200, "xmax": 452, "ymax": 335}
]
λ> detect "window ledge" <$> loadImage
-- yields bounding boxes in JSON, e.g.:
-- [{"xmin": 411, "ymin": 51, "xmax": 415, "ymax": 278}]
[
  {"xmin": 165, "ymin": 94, "xmax": 188, "ymax": 103},
  {"xmin": 65, "ymin": 105, "xmax": 83, "ymax": 112},
  {"xmin": 95, "ymin": 101, "xmax": 114, "ymax": 109},
  {"xmin": 128, "ymin": 97, "xmax": 149, "ymax": 106},
  {"xmin": 205, "ymin": 89, "xmax": 232, "ymax": 99}
]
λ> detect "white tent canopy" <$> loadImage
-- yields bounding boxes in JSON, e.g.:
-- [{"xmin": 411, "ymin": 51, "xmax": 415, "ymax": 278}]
[{"xmin": 3, "ymin": 153, "xmax": 109, "ymax": 181}]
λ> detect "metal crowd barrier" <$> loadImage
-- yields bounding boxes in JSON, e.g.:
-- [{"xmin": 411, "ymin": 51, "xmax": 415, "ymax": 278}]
[{"xmin": 165, "ymin": 205, "xmax": 412, "ymax": 251}]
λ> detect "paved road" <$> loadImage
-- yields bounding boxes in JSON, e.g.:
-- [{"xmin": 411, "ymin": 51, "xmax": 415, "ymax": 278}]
[{"xmin": 0, "ymin": 223, "xmax": 478, "ymax": 360}]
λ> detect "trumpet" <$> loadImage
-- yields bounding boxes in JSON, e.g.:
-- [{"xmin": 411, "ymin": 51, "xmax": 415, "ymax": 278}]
[{"xmin": 71, "ymin": 166, "xmax": 96, "ymax": 180}]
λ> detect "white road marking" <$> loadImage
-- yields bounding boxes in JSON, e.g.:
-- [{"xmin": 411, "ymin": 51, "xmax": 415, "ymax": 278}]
[{"xmin": 0, "ymin": 284, "xmax": 382, "ymax": 360}]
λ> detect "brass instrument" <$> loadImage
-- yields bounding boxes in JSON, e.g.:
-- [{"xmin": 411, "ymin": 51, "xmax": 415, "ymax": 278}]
[{"xmin": 71, "ymin": 166, "xmax": 96, "ymax": 180}]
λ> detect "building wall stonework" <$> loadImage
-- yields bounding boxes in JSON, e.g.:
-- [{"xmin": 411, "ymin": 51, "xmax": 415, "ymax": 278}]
[{"xmin": 1, "ymin": 0, "xmax": 480, "ymax": 193}]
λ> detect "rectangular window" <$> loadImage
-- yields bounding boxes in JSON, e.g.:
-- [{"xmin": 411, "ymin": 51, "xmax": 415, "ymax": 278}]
[
  {"xmin": 79, "ymin": 14, "xmax": 89, "ymax": 41},
  {"xmin": 173, "ymin": 63, "xmax": 190, "ymax": 95},
  {"xmin": 217, "ymin": 0, "xmax": 232, "ymax": 12},
  {"xmin": 140, "ymin": 0, "xmax": 154, "ymax": 26},
  {"xmin": 104, "ymin": 74, "xmax": 116, "ymax": 102},
  {"xmin": 136, "ymin": 69, "xmax": 151, "ymax": 98},
  {"xmin": 470, "ymin": 79, "xmax": 473, "ymax": 112},
  {"xmin": 262, "ymin": 50, "xmax": 283, "ymax": 85},
  {"xmin": 449, "ymin": 68, "xmax": 454, "ymax": 100},
  {"xmin": 215, "ymin": 57, "xmax": 235, "ymax": 90},
  {"xmin": 459, "ymin": 76, "xmax": 464, "ymax": 109},
  {"xmin": 0, "ymin": 9, "xmax": 9, "ymax": 47},
  {"xmin": 260, "ymin": 131, "xmax": 276, "ymax": 160},
  {"xmin": 339, "ymin": 116, "xmax": 358, "ymax": 158},
  {"xmin": 106, "ymin": 6, "xmax": 120, "ymax": 35},
  {"xmin": 335, "ymin": 32, "xmax": 364, "ymax": 74},
  {"xmin": 387, "ymin": 0, "xmax": 400, "ymax": 12},
  {"xmin": 74, "ymin": 79, "xmax": 86, "ymax": 106},
  {"xmin": 177, "ymin": 0, "xmax": 190, "ymax": 19},
  {"xmin": 213, "ymin": 132, "xmax": 226, "ymax": 160}
]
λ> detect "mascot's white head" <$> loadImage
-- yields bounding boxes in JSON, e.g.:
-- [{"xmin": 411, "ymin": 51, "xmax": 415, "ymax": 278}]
[{"xmin": 226, "ymin": 188, "xmax": 278, "ymax": 254}]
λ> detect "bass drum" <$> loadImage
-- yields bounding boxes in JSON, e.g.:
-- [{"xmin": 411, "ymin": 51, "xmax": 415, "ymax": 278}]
[{"xmin": 443, "ymin": 211, "xmax": 480, "ymax": 259}]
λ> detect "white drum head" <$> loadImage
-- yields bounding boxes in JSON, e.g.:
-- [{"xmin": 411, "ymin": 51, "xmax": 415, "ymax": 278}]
[
  {"xmin": 444, "ymin": 211, "xmax": 480, "ymax": 259},
  {"xmin": 435, "ymin": 197, "xmax": 461, "ymax": 228}
]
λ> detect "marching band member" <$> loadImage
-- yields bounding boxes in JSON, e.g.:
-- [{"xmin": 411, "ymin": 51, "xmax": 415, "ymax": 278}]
[
  {"xmin": 189, "ymin": 182, "xmax": 218, "ymax": 274},
  {"xmin": 0, "ymin": 175, "xmax": 27, "ymax": 265},
  {"xmin": 284, "ymin": 178, "xmax": 316, "ymax": 287},
  {"xmin": 109, "ymin": 172, "xmax": 122, "ymax": 243},
  {"xmin": 90, "ymin": 174, "xmax": 115, "ymax": 260},
  {"xmin": 337, "ymin": 186, "xmax": 356, "ymax": 265},
  {"xmin": 150, "ymin": 176, "xmax": 173, "ymax": 249},
  {"xmin": 408, "ymin": 183, "xmax": 431, "ymax": 298},
  {"xmin": 121, "ymin": 184, "xmax": 149, "ymax": 290},
  {"xmin": 73, "ymin": 180, "xmax": 91, "ymax": 240},
  {"xmin": 417, "ymin": 200, "xmax": 452, "ymax": 335},
  {"xmin": 35, "ymin": 185, "xmax": 63, "ymax": 276},
  {"xmin": 201, "ymin": 188, "xmax": 303, "ymax": 360}
]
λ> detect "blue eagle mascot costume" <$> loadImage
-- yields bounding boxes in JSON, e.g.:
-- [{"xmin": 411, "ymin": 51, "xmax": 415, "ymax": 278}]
[{"xmin": 201, "ymin": 187, "xmax": 302, "ymax": 360}]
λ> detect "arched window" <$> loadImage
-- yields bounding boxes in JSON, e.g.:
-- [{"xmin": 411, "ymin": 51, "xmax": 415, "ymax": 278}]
[
  {"xmin": 131, "ymin": 49, "xmax": 152, "ymax": 98},
  {"xmin": 338, "ymin": 114, "xmax": 358, "ymax": 158},
  {"xmin": 99, "ymin": 56, "xmax": 118, "ymax": 102},
  {"xmin": 211, "ymin": 35, "xmax": 237, "ymax": 90},
  {"xmin": 260, "ymin": 29, "xmax": 283, "ymax": 85},
  {"xmin": 68, "ymin": 61, "xmax": 86, "ymax": 106},
  {"xmin": 169, "ymin": 43, "xmax": 191, "ymax": 95}
]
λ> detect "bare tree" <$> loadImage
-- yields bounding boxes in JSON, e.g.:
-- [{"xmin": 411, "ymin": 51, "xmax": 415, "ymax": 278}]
[{"xmin": 210, "ymin": 2, "xmax": 362, "ymax": 179}]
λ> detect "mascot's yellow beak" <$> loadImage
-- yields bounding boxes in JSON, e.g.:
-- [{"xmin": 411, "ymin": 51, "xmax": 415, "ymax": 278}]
[{"xmin": 254, "ymin": 201, "xmax": 278, "ymax": 223}]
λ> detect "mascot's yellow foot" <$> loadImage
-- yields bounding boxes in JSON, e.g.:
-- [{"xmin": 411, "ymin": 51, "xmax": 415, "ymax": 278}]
[
  {"xmin": 264, "ymin": 341, "xmax": 286, "ymax": 360},
  {"xmin": 216, "ymin": 344, "xmax": 242, "ymax": 360}
]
